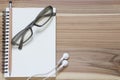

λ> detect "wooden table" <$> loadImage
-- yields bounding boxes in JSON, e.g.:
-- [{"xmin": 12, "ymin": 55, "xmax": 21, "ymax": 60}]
[{"xmin": 0, "ymin": 0, "xmax": 120, "ymax": 80}]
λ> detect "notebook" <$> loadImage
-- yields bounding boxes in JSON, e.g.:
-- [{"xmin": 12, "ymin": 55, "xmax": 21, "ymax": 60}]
[{"xmin": 2, "ymin": 7, "xmax": 56, "ymax": 77}]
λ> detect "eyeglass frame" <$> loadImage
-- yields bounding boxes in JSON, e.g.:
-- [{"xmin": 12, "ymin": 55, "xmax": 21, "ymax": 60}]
[{"xmin": 12, "ymin": 5, "xmax": 56, "ymax": 50}]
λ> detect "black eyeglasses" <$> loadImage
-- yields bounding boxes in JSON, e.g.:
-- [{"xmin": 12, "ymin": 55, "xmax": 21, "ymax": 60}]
[{"xmin": 12, "ymin": 6, "xmax": 56, "ymax": 50}]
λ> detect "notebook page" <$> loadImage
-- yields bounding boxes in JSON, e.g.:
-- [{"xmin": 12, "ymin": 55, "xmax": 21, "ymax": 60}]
[{"xmin": 4, "ymin": 8, "xmax": 56, "ymax": 77}]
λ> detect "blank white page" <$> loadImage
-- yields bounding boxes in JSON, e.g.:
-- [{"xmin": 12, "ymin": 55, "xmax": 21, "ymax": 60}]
[{"xmin": 4, "ymin": 8, "xmax": 56, "ymax": 77}]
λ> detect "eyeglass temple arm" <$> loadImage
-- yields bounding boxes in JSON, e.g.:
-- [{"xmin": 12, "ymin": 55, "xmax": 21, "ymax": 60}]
[{"xmin": 18, "ymin": 34, "xmax": 24, "ymax": 50}]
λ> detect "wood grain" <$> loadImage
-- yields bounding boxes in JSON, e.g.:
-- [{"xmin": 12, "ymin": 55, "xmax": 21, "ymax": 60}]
[{"xmin": 0, "ymin": 0, "xmax": 120, "ymax": 80}]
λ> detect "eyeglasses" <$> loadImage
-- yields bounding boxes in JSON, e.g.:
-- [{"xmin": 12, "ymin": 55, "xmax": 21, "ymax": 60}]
[{"xmin": 12, "ymin": 6, "xmax": 56, "ymax": 50}]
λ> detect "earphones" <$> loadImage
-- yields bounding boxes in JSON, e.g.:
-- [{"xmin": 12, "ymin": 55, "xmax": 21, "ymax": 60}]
[
  {"xmin": 42, "ymin": 53, "xmax": 69, "ymax": 80},
  {"xmin": 26, "ymin": 52, "xmax": 70, "ymax": 80},
  {"xmin": 57, "ymin": 52, "xmax": 69, "ymax": 67},
  {"xmin": 57, "ymin": 60, "xmax": 68, "ymax": 71}
]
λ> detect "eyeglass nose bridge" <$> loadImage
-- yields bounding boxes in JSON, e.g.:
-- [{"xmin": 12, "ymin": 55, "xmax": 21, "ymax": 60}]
[{"xmin": 25, "ymin": 21, "xmax": 35, "ymax": 29}]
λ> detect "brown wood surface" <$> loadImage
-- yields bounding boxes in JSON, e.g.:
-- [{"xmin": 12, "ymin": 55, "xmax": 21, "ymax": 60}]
[{"xmin": 0, "ymin": 0, "xmax": 120, "ymax": 80}]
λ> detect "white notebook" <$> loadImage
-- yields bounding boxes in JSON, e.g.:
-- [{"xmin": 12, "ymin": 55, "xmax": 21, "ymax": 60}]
[{"xmin": 3, "ymin": 7, "xmax": 56, "ymax": 77}]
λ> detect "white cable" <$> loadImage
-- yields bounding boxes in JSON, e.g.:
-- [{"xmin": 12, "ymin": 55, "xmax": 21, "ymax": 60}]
[
  {"xmin": 26, "ymin": 59, "xmax": 61, "ymax": 80},
  {"xmin": 42, "ymin": 60, "xmax": 69, "ymax": 80},
  {"xmin": 26, "ymin": 60, "xmax": 69, "ymax": 80},
  {"xmin": 26, "ymin": 67, "xmax": 57, "ymax": 80},
  {"xmin": 26, "ymin": 53, "xmax": 69, "ymax": 80},
  {"xmin": 42, "ymin": 70, "xmax": 57, "ymax": 80}
]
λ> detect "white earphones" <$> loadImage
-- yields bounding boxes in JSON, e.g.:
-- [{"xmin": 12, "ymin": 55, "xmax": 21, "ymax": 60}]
[
  {"xmin": 57, "ymin": 60, "xmax": 68, "ymax": 71},
  {"xmin": 26, "ymin": 52, "xmax": 70, "ymax": 80},
  {"xmin": 57, "ymin": 52, "xmax": 69, "ymax": 66},
  {"xmin": 43, "ymin": 53, "xmax": 69, "ymax": 80}
]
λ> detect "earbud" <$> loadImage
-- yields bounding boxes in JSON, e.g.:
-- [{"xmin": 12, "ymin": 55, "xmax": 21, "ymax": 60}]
[
  {"xmin": 57, "ymin": 52, "xmax": 69, "ymax": 66},
  {"xmin": 57, "ymin": 60, "xmax": 68, "ymax": 71},
  {"xmin": 62, "ymin": 52, "xmax": 69, "ymax": 60}
]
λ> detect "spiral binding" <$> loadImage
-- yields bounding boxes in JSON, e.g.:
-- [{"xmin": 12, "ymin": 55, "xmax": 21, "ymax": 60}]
[{"xmin": 2, "ymin": 10, "xmax": 10, "ymax": 74}]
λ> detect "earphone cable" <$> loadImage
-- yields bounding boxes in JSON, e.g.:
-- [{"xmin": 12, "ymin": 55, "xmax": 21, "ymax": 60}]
[
  {"xmin": 26, "ymin": 53, "xmax": 69, "ymax": 80},
  {"xmin": 26, "ymin": 65, "xmax": 58, "ymax": 80}
]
